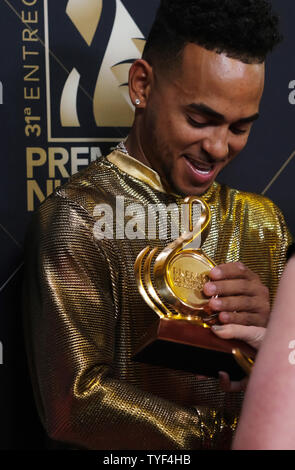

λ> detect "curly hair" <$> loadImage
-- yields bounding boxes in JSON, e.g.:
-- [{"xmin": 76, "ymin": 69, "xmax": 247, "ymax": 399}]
[{"xmin": 143, "ymin": 0, "xmax": 282, "ymax": 66}]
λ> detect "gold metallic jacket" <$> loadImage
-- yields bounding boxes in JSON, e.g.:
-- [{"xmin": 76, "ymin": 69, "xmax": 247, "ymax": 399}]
[{"xmin": 23, "ymin": 150, "xmax": 291, "ymax": 450}]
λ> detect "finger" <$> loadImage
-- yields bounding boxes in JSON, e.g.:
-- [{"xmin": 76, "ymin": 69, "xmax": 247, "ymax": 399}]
[
  {"xmin": 218, "ymin": 311, "xmax": 268, "ymax": 327},
  {"xmin": 209, "ymin": 263, "xmax": 259, "ymax": 281},
  {"xmin": 212, "ymin": 324, "xmax": 266, "ymax": 349},
  {"xmin": 204, "ymin": 279, "xmax": 264, "ymax": 297},
  {"xmin": 218, "ymin": 371, "xmax": 248, "ymax": 392},
  {"xmin": 218, "ymin": 371, "xmax": 231, "ymax": 392},
  {"xmin": 209, "ymin": 295, "xmax": 268, "ymax": 315}
]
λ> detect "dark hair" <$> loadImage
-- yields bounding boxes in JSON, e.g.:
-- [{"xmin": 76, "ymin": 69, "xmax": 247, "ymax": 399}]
[{"xmin": 143, "ymin": 0, "xmax": 282, "ymax": 66}]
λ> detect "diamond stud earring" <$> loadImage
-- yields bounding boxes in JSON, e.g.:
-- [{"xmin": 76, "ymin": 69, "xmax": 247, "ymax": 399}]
[{"xmin": 135, "ymin": 98, "xmax": 141, "ymax": 106}]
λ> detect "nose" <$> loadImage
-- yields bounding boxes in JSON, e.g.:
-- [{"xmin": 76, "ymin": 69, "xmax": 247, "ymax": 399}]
[{"xmin": 201, "ymin": 126, "xmax": 229, "ymax": 161}]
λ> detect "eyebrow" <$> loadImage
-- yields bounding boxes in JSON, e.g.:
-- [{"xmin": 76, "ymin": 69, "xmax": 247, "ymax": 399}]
[{"xmin": 187, "ymin": 103, "xmax": 260, "ymax": 124}]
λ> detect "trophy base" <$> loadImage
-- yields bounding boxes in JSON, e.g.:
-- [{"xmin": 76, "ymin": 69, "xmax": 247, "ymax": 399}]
[{"xmin": 132, "ymin": 317, "xmax": 256, "ymax": 380}]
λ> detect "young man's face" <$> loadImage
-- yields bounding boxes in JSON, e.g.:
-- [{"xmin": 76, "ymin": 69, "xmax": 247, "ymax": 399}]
[{"xmin": 139, "ymin": 44, "xmax": 265, "ymax": 196}]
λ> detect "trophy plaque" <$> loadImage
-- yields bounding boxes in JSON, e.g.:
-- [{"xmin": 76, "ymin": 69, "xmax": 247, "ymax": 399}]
[{"xmin": 133, "ymin": 196, "xmax": 255, "ymax": 380}]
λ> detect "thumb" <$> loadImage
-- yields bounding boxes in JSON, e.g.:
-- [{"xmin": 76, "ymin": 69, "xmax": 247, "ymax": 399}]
[{"xmin": 211, "ymin": 324, "xmax": 265, "ymax": 350}]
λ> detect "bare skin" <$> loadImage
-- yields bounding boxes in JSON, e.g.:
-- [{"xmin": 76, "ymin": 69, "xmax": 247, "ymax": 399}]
[
  {"xmin": 126, "ymin": 44, "xmax": 269, "ymax": 327},
  {"xmin": 213, "ymin": 257, "xmax": 295, "ymax": 450},
  {"xmin": 205, "ymin": 262, "xmax": 270, "ymax": 326},
  {"xmin": 212, "ymin": 322, "xmax": 266, "ymax": 392},
  {"xmin": 127, "ymin": 43, "xmax": 264, "ymax": 196}
]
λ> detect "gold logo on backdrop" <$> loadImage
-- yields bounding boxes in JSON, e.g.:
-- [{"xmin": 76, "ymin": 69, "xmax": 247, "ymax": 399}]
[
  {"xmin": 66, "ymin": 0, "xmax": 103, "ymax": 47},
  {"xmin": 60, "ymin": 0, "xmax": 145, "ymax": 129},
  {"xmin": 44, "ymin": 0, "xmax": 146, "ymax": 141}
]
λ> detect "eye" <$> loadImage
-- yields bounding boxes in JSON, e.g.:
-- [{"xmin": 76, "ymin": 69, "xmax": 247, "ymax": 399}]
[
  {"xmin": 186, "ymin": 115, "xmax": 208, "ymax": 128},
  {"xmin": 230, "ymin": 122, "xmax": 253, "ymax": 136},
  {"xmin": 230, "ymin": 127, "xmax": 248, "ymax": 135}
]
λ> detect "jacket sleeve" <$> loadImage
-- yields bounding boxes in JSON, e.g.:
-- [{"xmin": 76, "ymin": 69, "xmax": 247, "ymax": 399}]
[{"xmin": 23, "ymin": 194, "xmax": 237, "ymax": 450}]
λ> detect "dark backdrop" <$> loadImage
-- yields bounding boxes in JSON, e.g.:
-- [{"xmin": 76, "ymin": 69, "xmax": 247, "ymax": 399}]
[{"xmin": 0, "ymin": 0, "xmax": 294, "ymax": 450}]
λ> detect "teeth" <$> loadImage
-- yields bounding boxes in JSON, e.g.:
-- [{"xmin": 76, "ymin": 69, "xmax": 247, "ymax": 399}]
[
  {"xmin": 196, "ymin": 168, "xmax": 211, "ymax": 175},
  {"xmin": 186, "ymin": 156, "xmax": 212, "ymax": 174}
]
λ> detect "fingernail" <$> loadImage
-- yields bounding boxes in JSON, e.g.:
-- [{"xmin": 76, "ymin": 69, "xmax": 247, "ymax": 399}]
[
  {"xmin": 205, "ymin": 283, "xmax": 216, "ymax": 295},
  {"xmin": 211, "ymin": 267, "xmax": 222, "ymax": 278},
  {"xmin": 219, "ymin": 312, "xmax": 230, "ymax": 323},
  {"xmin": 211, "ymin": 325, "xmax": 224, "ymax": 331},
  {"xmin": 238, "ymin": 262, "xmax": 246, "ymax": 271},
  {"xmin": 218, "ymin": 371, "xmax": 227, "ymax": 381},
  {"xmin": 210, "ymin": 298, "xmax": 222, "ymax": 309}
]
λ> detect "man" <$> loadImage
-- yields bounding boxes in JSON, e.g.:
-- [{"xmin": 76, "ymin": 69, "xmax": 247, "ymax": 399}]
[{"xmin": 23, "ymin": 0, "xmax": 291, "ymax": 450}]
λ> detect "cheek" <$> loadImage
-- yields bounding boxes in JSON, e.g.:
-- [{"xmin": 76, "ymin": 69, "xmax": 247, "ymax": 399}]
[
  {"xmin": 167, "ymin": 117, "xmax": 204, "ymax": 148},
  {"xmin": 230, "ymin": 135, "xmax": 249, "ymax": 156}
]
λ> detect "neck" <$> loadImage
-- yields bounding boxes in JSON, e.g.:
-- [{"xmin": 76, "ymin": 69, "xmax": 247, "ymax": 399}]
[
  {"xmin": 125, "ymin": 123, "xmax": 153, "ymax": 170},
  {"xmin": 124, "ymin": 121, "xmax": 176, "ymax": 195}
]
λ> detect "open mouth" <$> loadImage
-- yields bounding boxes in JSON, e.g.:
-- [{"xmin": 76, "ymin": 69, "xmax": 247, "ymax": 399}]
[{"xmin": 183, "ymin": 155, "xmax": 214, "ymax": 176}]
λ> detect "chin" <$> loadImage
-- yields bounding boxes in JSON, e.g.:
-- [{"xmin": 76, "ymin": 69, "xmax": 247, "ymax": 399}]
[
  {"xmin": 171, "ymin": 171, "xmax": 214, "ymax": 197},
  {"xmin": 175, "ymin": 183, "xmax": 209, "ymax": 197}
]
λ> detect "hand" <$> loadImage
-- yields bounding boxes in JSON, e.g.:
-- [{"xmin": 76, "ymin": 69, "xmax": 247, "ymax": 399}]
[
  {"xmin": 218, "ymin": 371, "xmax": 249, "ymax": 393},
  {"xmin": 211, "ymin": 324, "xmax": 266, "ymax": 350},
  {"xmin": 211, "ymin": 323, "xmax": 266, "ymax": 393},
  {"xmin": 203, "ymin": 262, "xmax": 270, "ymax": 327}
]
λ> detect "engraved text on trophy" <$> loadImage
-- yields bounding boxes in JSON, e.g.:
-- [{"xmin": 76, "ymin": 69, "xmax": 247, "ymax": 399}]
[{"xmin": 173, "ymin": 268, "xmax": 209, "ymax": 291}]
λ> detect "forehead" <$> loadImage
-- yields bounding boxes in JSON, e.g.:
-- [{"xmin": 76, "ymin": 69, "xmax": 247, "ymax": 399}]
[{"xmin": 167, "ymin": 43, "xmax": 265, "ymax": 115}]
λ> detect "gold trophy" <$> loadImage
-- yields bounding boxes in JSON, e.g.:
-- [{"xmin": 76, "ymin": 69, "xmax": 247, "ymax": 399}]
[{"xmin": 133, "ymin": 196, "xmax": 255, "ymax": 379}]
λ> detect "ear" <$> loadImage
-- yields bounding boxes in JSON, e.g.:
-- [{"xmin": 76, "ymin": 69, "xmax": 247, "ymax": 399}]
[{"xmin": 128, "ymin": 59, "xmax": 153, "ymax": 109}]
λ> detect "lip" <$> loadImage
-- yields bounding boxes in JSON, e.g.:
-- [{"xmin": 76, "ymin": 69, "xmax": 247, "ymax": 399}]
[{"xmin": 183, "ymin": 155, "xmax": 216, "ymax": 185}]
